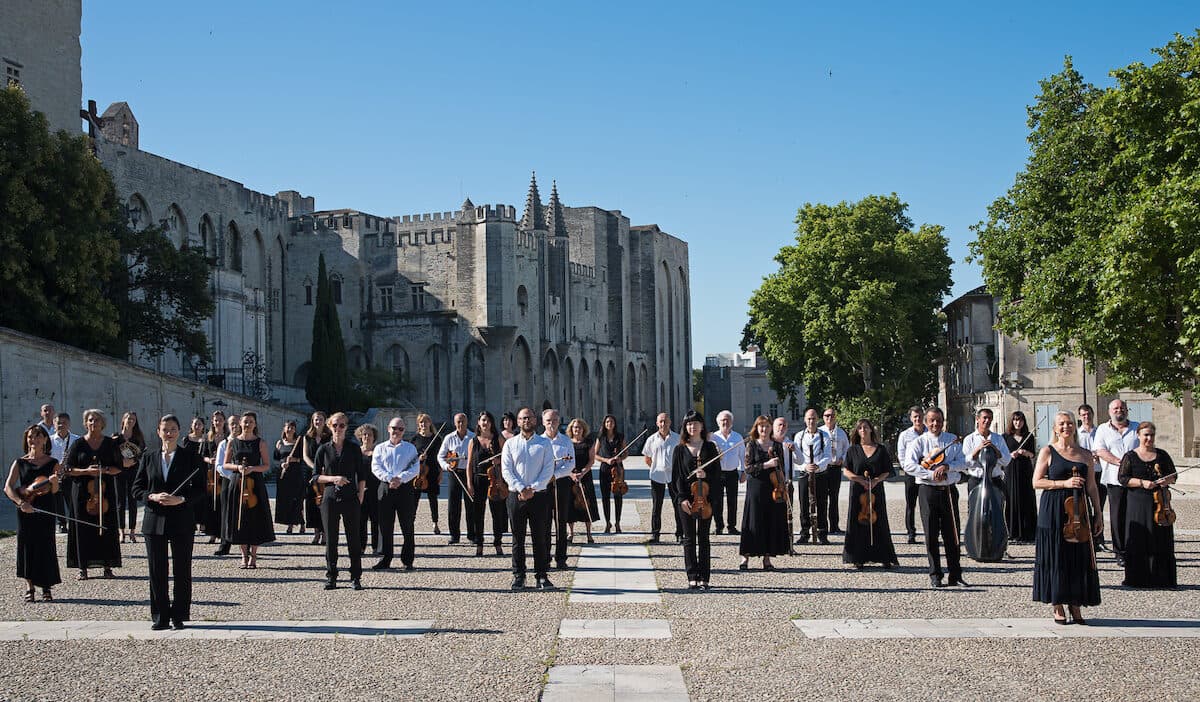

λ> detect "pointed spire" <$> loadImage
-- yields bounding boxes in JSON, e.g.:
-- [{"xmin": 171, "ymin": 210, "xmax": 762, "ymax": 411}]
[
  {"xmin": 519, "ymin": 171, "xmax": 545, "ymax": 231},
  {"xmin": 462, "ymin": 196, "xmax": 474, "ymax": 210},
  {"xmin": 546, "ymin": 180, "xmax": 568, "ymax": 238}
]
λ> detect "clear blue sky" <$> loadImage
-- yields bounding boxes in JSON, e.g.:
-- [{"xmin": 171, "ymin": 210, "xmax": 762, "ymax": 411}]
[{"xmin": 81, "ymin": 1, "xmax": 1196, "ymax": 367}]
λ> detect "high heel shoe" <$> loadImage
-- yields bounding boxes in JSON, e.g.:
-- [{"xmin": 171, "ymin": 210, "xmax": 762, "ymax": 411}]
[
  {"xmin": 23, "ymin": 588, "xmax": 34, "ymax": 603},
  {"xmin": 587, "ymin": 536, "xmax": 595, "ymax": 544},
  {"xmin": 128, "ymin": 533, "xmax": 137, "ymax": 544}
]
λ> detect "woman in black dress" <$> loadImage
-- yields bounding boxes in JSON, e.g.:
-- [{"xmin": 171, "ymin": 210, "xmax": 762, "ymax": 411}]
[
  {"xmin": 1032, "ymin": 411, "xmax": 1103, "ymax": 623},
  {"xmin": 1003, "ymin": 411, "xmax": 1038, "ymax": 542},
  {"xmin": 354, "ymin": 423, "xmax": 381, "ymax": 555},
  {"xmin": 466, "ymin": 412, "xmax": 508, "ymax": 556},
  {"xmin": 5, "ymin": 425, "xmax": 62, "ymax": 601},
  {"xmin": 410, "ymin": 413, "xmax": 444, "ymax": 535},
  {"xmin": 274, "ymin": 420, "xmax": 305, "ymax": 534},
  {"xmin": 501, "ymin": 412, "xmax": 518, "ymax": 442},
  {"xmin": 842, "ymin": 419, "xmax": 898, "ymax": 569},
  {"xmin": 1118, "ymin": 421, "xmax": 1177, "ymax": 589},
  {"xmin": 566, "ymin": 418, "xmax": 598, "ymax": 543},
  {"xmin": 594, "ymin": 415, "xmax": 626, "ymax": 534},
  {"xmin": 672, "ymin": 410, "xmax": 718, "ymax": 590},
  {"xmin": 198, "ymin": 411, "xmax": 226, "ymax": 544},
  {"xmin": 113, "ymin": 411, "xmax": 146, "ymax": 544},
  {"xmin": 301, "ymin": 411, "xmax": 331, "ymax": 545},
  {"xmin": 222, "ymin": 412, "xmax": 275, "ymax": 568},
  {"xmin": 739, "ymin": 416, "xmax": 788, "ymax": 571},
  {"xmin": 64, "ymin": 409, "xmax": 122, "ymax": 579}
]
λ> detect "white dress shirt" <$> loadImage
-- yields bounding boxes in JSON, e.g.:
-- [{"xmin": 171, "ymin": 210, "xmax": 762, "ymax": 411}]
[
  {"xmin": 50, "ymin": 431, "xmax": 79, "ymax": 464},
  {"xmin": 372, "ymin": 439, "xmax": 420, "ymax": 483},
  {"xmin": 161, "ymin": 450, "xmax": 176, "ymax": 480},
  {"xmin": 438, "ymin": 430, "xmax": 476, "ymax": 472},
  {"xmin": 1094, "ymin": 420, "xmax": 1139, "ymax": 486},
  {"xmin": 823, "ymin": 425, "xmax": 849, "ymax": 465},
  {"xmin": 501, "ymin": 432, "xmax": 555, "ymax": 492},
  {"xmin": 215, "ymin": 439, "xmax": 232, "ymax": 479},
  {"xmin": 711, "ymin": 430, "xmax": 745, "ymax": 473},
  {"xmin": 902, "ymin": 431, "xmax": 964, "ymax": 486},
  {"xmin": 1077, "ymin": 425, "xmax": 1098, "ymax": 473},
  {"xmin": 962, "ymin": 430, "xmax": 1012, "ymax": 479},
  {"xmin": 896, "ymin": 427, "xmax": 925, "ymax": 475},
  {"xmin": 644, "ymin": 430, "xmax": 680, "ymax": 484},
  {"xmin": 793, "ymin": 429, "xmax": 830, "ymax": 476},
  {"xmin": 543, "ymin": 431, "xmax": 576, "ymax": 479}
]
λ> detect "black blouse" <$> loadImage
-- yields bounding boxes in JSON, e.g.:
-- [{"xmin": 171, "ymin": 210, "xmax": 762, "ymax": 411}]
[
  {"xmin": 745, "ymin": 440, "xmax": 784, "ymax": 478},
  {"xmin": 314, "ymin": 440, "xmax": 370, "ymax": 502},
  {"xmin": 1118, "ymin": 448, "xmax": 1176, "ymax": 486},
  {"xmin": 670, "ymin": 440, "xmax": 719, "ymax": 500}
]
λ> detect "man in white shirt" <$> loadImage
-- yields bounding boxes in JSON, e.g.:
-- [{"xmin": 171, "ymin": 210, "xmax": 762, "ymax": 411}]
[
  {"xmin": 1093, "ymin": 399, "xmax": 1139, "ymax": 566},
  {"xmin": 771, "ymin": 416, "xmax": 796, "ymax": 550},
  {"xmin": 1076, "ymin": 403, "xmax": 1105, "ymax": 551},
  {"xmin": 371, "ymin": 417, "xmax": 420, "ymax": 571},
  {"xmin": 903, "ymin": 407, "xmax": 967, "ymax": 588},
  {"xmin": 962, "ymin": 408, "xmax": 1012, "ymax": 530},
  {"xmin": 501, "ymin": 407, "xmax": 556, "ymax": 590},
  {"xmin": 822, "ymin": 408, "xmax": 850, "ymax": 534},
  {"xmin": 438, "ymin": 413, "xmax": 476, "ymax": 545},
  {"xmin": 794, "ymin": 409, "xmax": 831, "ymax": 544},
  {"xmin": 896, "ymin": 406, "xmax": 925, "ymax": 544},
  {"xmin": 50, "ymin": 413, "xmax": 80, "ymax": 533},
  {"xmin": 710, "ymin": 410, "xmax": 745, "ymax": 535},
  {"xmin": 543, "ymin": 408, "xmax": 575, "ymax": 570},
  {"xmin": 36, "ymin": 404, "xmax": 55, "ymax": 438},
  {"xmin": 643, "ymin": 413, "xmax": 680, "ymax": 543}
]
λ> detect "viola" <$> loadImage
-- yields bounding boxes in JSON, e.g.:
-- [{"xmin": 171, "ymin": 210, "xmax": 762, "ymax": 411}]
[
  {"xmin": 1061, "ymin": 466, "xmax": 1090, "ymax": 543},
  {"xmin": 1152, "ymin": 463, "xmax": 1176, "ymax": 527},
  {"xmin": 487, "ymin": 457, "xmax": 509, "ymax": 500}
]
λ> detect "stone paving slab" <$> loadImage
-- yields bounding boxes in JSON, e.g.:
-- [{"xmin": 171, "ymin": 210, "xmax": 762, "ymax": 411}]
[
  {"xmin": 558, "ymin": 619, "xmax": 672, "ymax": 639},
  {"xmin": 542, "ymin": 665, "xmax": 688, "ymax": 702},
  {"xmin": 0, "ymin": 619, "xmax": 433, "ymax": 640},
  {"xmin": 569, "ymin": 542, "xmax": 660, "ymax": 604},
  {"xmin": 793, "ymin": 617, "xmax": 1200, "ymax": 639}
]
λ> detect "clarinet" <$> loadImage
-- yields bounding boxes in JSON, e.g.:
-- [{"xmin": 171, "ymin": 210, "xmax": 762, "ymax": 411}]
[{"xmin": 808, "ymin": 440, "xmax": 819, "ymax": 541}]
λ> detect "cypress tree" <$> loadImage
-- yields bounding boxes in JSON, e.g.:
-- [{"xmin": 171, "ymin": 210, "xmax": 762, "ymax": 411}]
[{"xmin": 305, "ymin": 254, "xmax": 349, "ymax": 411}]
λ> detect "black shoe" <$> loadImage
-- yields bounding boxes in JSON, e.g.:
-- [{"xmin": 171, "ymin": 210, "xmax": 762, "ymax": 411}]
[
  {"xmin": 536, "ymin": 577, "xmax": 556, "ymax": 590},
  {"xmin": 700, "ymin": 581, "xmax": 711, "ymax": 590},
  {"xmin": 511, "ymin": 575, "xmax": 526, "ymax": 590},
  {"xmin": 214, "ymin": 547, "xmax": 230, "ymax": 556},
  {"xmin": 727, "ymin": 527, "xmax": 739, "ymax": 535},
  {"xmin": 948, "ymin": 576, "xmax": 969, "ymax": 587},
  {"xmin": 476, "ymin": 544, "xmax": 484, "ymax": 556},
  {"xmin": 615, "ymin": 525, "xmax": 622, "ymax": 534},
  {"xmin": 675, "ymin": 535, "xmax": 682, "ymax": 543},
  {"xmin": 371, "ymin": 559, "xmax": 391, "ymax": 571},
  {"xmin": 647, "ymin": 536, "xmax": 660, "ymax": 543},
  {"xmin": 310, "ymin": 534, "xmax": 321, "ymax": 545},
  {"xmin": 738, "ymin": 562, "xmax": 749, "ymax": 571},
  {"xmin": 853, "ymin": 563, "xmax": 864, "ymax": 570},
  {"xmin": 324, "ymin": 580, "xmax": 337, "ymax": 590},
  {"xmin": 930, "ymin": 575, "xmax": 945, "ymax": 588},
  {"xmin": 495, "ymin": 544, "xmax": 504, "ymax": 556},
  {"xmin": 172, "ymin": 620, "xmax": 186, "ymax": 630},
  {"xmin": 795, "ymin": 536, "xmax": 810, "ymax": 545},
  {"xmin": 818, "ymin": 537, "xmax": 831, "ymax": 545},
  {"xmin": 433, "ymin": 524, "xmax": 441, "ymax": 535},
  {"xmin": 1116, "ymin": 557, "xmax": 1126, "ymax": 568},
  {"xmin": 907, "ymin": 535, "xmax": 918, "ymax": 544},
  {"xmin": 555, "ymin": 562, "xmax": 568, "ymax": 571},
  {"xmin": 448, "ymin": 537, "xmax": 460, "ymax": 545},
  {"xmin": 352, "ymin": 580, "xmax": 364, "ymax": 591},
  {"xmin": 829, "ymin": 528, "xmax": 843, "ymax": 535},
  {"xmin": 604, "ymin": 525, "xmax": 612, "ymax": 534},
  {"xmin": 404, "ymin": 563, "xmax": 415, "ymax": 571},
  {"xmin": 151, "ymin": 622, "xmax": 170, "ymax": 631},
  {"xmin": 882, "ymin": 562, "xmax": 895, "ymax": 570}
]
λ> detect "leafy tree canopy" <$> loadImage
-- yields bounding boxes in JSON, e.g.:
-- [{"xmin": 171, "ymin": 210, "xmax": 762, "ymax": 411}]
[{"xmin": 969, "ymin": 32, "xmax": 1200, "ymax": 402}]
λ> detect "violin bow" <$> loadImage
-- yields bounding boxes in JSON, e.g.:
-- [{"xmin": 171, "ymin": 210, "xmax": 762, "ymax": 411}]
[
  {"xmin": 608, "ymin": 428, "xmax": 651, "ymax": 463},
  {"xmin": 419, "ymin": 423, "xmax": 448, "ymax": 461},
  {"xmin": 686, "ymin": 441, "xmax": 743, "ymax": 479}
]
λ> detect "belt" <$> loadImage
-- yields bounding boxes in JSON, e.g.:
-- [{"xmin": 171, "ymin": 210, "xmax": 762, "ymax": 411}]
[{"xmin": 920, "ymin": 484, "xmax": 951, "ymax": 490}]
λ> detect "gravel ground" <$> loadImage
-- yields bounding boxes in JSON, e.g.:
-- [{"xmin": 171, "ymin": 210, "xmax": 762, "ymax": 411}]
[{"xmin": 0, "ymin": 487, "xmax": 1196, "ymax": 701}]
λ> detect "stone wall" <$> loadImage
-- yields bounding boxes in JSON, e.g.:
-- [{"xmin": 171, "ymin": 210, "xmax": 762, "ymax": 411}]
[
  {"xmin": 0, "ymin": 327, "xmax": 302, "ymax": 456},
  {"xmin": 0, "ymin": 0, "xmax": 81, "ymax": 135}
]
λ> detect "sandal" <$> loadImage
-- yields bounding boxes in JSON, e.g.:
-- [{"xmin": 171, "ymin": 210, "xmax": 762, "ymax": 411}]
[
  {"xmin": 23, "ymin": 589, "xmax": 35, "ymax": 603},
  {"xmin": 41, "ymin": 589, "xmax": 52, "ymax": 602}
]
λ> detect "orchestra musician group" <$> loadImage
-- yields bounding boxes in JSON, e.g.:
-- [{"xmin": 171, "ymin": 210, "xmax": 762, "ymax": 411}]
[{"xmin": 4, "ymin": 398, "xmax": 1185, "ymax": 629}]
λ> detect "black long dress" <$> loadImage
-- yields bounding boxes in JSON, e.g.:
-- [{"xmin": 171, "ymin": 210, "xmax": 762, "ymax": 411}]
[
  {"xmin": 196, "ymin": 437, "xmax": 224, "ymax": 535},
  {"xmin": 359, "ymin": 449, "xmax": 381, "ymax": 551},
  {"xmin": 597, "ymin": 433, "xmax": 625, "ymax": 527},
  {"xmin": 1032, "ymin": 447, "xmax": 1101, "ymax": 606},
  {"xmin": 568, "ymin": 440, "xmax": 600, "ymax": 524},
  {"xmin": 222, "ymin": 437, "xmax": 276, "ymax": 546},
  {"xmin": 64, "ymin": 436, "xmax": 121, "ymax": 569},
  {"xmin": 1003, "ymin": 433, "xmax": 1038, "ymax": 541},
  {"xmin": 14, "ymin": 457, "xmax": 61, "ymax": 588},
  {"xmin": 302, "ymin": 433, "xmax": 328, "ymax": 532},
  {"xmin": 1118, "ymin": 449, "xmax": 1176, "ymax": 588},
  {"xmin": 410, "ymin": 432, "xmax": 442, "ymax": 525},
  {"xmin": 739, "ymin": 440, "xmax": 789, "ymax": 557},
  {"xmin": 843, "ymin": 444, "xmax": 899, "ymax": 566},
  {"xmin": 273, "ymin": 439, "xmax": 305, "ymax": 526}
]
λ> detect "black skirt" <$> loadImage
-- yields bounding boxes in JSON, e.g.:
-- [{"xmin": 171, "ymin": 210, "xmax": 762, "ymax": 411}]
[
  {"xmin": 1032, "ymin": 489, "xmax": 1101, "ymax": 605},
  {"xmin": 222, "ymin": 473, "xmax": 276, "ymax": 546},
  {"xmin": 739, "ymin": 476, "xmax": 789, "ymax": 557},
  {"xmin": 843, "ymin": 481, "xmax": 897, "ymax": 565},
  {"xmin": 1123, "ymin": 490, "xmax": 1176, "ymax": 588}
]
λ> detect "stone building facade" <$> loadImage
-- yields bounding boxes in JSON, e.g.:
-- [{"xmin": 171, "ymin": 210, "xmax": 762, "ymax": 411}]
[
  {"xmin": 0, "ymin": 0, "xmax": 81, "ymax": 135},
  {"xmin": 939, "ymin": 286, "xmax": 1199, "ymax": 460},
  {"xmin": 702, "ymin": 348, "xmax": 805, "ymax": 433}
]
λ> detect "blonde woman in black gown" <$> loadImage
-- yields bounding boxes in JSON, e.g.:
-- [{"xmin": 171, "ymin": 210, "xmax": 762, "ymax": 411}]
[
  {"xmin": 5, "ymin": 425, "xmax": 62, "ymax": 601},
  {"xmin": 64, "ymin": 409, "xmax": 122, "ymax": 580}
]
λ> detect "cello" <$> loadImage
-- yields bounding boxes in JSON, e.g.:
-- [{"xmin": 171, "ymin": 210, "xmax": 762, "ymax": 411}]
[{"xmin": 964, "ymin": 441, "xmax": 1008, "ymax": 562}]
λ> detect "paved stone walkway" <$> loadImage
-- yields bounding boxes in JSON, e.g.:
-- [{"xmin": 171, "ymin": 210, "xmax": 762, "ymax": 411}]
[
  {"xmin": 793, "ymin": 617, "xmax": 1200, "ymax": 639},
  {"xmin": 558, "ymin": 619, "xmax": 672, "ymax": 639},
  {"xmin": 569, "ymin": 518, "xmax": 659, "ymax": 603},
  {"xmin": 0, "ymin": 619, "xmax": 433, "ymax": 640},
  {"xmin": 541, "ymin": 665, "xmax": 688, "ymax": 702}
]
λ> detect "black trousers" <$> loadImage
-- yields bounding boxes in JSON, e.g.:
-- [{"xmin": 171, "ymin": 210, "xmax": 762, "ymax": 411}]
[
  {"xmin": 552, "ymin": 477, "xmax": 575, "ymax": 566},
  {"xmin": 650, "ymin": 481, "xmax": 680, "ymax": 538},
  {"xmin": 359, "ymin": 485, "xmax": 380, "ymax": 552},
  {"xmin": 416, "ymin": 485, "xmax": 440, "ymax": 525},
  {"xmin": 116, "ymin": 470, "xmax": 137, "ymax": 531},
  {"xmin": 1106, "ymin": 484, "xmax": 1128, "ymax": 557},
  {"xmin": 825, "ymin": 465, "xmax": 844, "ymax": 530},
  {"xmin": 599, "ymin": 465, "xmax": 624, "ymax": 527},
  {"xmin": 796, "ymin": 471, "xmax": 829, "ymax": 539},
  {"xmin": 378, "ymin": 484, "xmax": 417, "ymax": 567},
  {"xmin": 680, "ymin": 509, "xmax": 712, "ymax": 581},
  {"xmin": 447, "ymin": 468, "xmax": 474, "ymax": 541},
  {"xmin": 903, "ymin": 474, "xmax": 920, "ymax": 538},
  {"xmin": 144, "ymin": 530, "xmax": 193, "ymax": 627},
  {"xmin": 712, "ymin": 470, "xmax": 739, "ymax": 531},
  {"xmin": 321, "ymin": 496, "xmax": 362, "ymax": 581},
  {"xmin": 918, "ymin": 485, "xmax": 961, "ymax": 579},
  {"xmin": 466, "ymin": 475, "xmax": 508, "ymax": 546},
  {"xmin": 508, "ymin": 490, "xmax": 551, "ymax": 578}
]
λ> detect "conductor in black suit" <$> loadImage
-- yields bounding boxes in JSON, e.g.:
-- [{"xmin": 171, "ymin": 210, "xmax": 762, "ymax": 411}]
[{"xmin": 132, "ymin": 414, "xmax": 205, "ymax": 630}]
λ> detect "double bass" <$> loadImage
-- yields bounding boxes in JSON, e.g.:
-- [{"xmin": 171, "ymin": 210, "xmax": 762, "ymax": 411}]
[{"xmin": 964, "ymin": 441, "xmax": 1008, "ymax": 562}]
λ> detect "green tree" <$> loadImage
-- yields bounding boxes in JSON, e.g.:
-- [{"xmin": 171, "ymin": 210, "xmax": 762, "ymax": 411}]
[
  {"xmin": 306, "ymin": 254, "xmax": 351, "ymax": 411},
  {"xmin": 747, "ymin": 194, "xmax": 951, "ymax": 417},
  {"xmin": 969, "ymin": 32, "xmax": 1200, "ymax": 402},
  {"xmin": 691, "ymin": 368, "xmax": 705, "ymax": 416},
  {"xmin": 348, "ymin": 366, "xmax": 414, "ymax": 410},
  {"xmin": 0, "ymin": 85, "xmax": 122, "ymax": 349}
]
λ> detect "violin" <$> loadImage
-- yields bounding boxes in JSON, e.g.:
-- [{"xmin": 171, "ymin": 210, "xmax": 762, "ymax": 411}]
[
  {"xmin": 1152, "ymin": 463, "xmax": 1176, "ymax": 527},
  {"xmin": 412, "ymin": 423, "xmax": 447, "ymax": 491},
  {"xmin": 857, "ymin": 480, "xmax": 878, "ymax": 526},
  {"xmin": 311, "ymin": 478, "xmax": 323, "ymax": 507},
  {"xmin": 611, "ymin": 459, "xmax": 629, "ymax": 496},
  {"xmin": 20, "ymin": 474, "xmax": 56, "ymax": 502},
  {"xmin": 689, "ymin": 467, "xmax": 712, "ymax": 520},
  {"xmin": 84, "ymin": 463, "xmax": 108, "ymax": 517},
  {"xmin": 1062, "ymin": 466, "xmax": 1091, "ymax": 543},
  {"xmin": 487, "ymin": 457, "xmax": 509, "ymax": 500},
  {"xmin": 920, "ymin": 437, "xmax": 962, "ymax": 471},
  {"xmin": 206, "ymin": 467, "xmax": 219, "ymax": 496},
  {"xmin": 241, "ymin": 473, "xmax": 258, "ymax": 509},
  {"xmin": 768, "ymin": 445, "xmax": 788, "ymax": 504}
]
